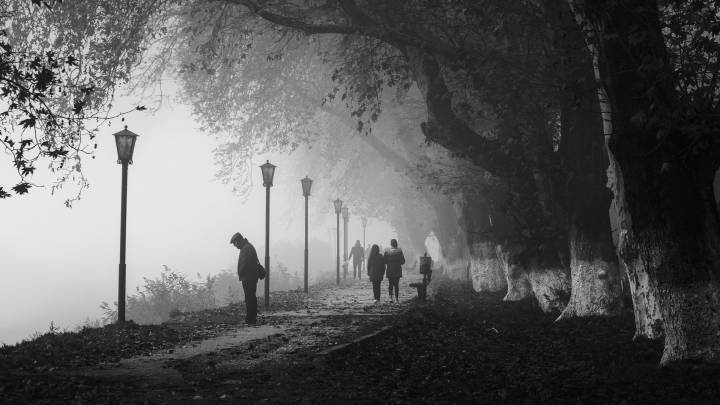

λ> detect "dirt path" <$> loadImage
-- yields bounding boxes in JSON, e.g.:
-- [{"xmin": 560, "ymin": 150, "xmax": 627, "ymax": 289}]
[{"xmin": 76, "ymin": 276, "xmax": 424, "ymax": 391}]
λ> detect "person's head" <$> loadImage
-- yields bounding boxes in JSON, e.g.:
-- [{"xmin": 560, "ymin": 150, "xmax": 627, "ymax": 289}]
[
  {"xmin": 370, "ymin": 244, "xmax": 380, "ymax": 257},
  {"xmin": 390, "ymin": 239, "xmax": 398, "ymax": 248},
  {"xmin": 230, "ymin": 232, "xmax": 245, "ymax": 249},
  {"xmin": 355, "ymin": 240, "xmax": 361, "ymax": 246}
]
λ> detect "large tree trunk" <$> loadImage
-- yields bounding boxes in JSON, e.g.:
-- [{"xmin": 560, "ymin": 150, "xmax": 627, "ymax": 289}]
[
  {"xmin": 496, "ymin": 244, "xmax": 570, "ymax": 312},
  {"xmin": 610, "ymin": 169, "xmax": 663, "ymax": 339},
  {"xmin": 557, "ymin": 72, "xmax": 624, "ymax": 320},
  {"xmin": 469, "ymin": 241, "xmax": 506, "ymax": 292},
  {"xmin": 496, "ymin": 244, "xmax": 532, "ymax": 302},
  {"xmin": 558, "ymin": 224, "xmax": 623, "ymax": 319},
  {"xmin": 528, "ymin": 267, "xmax": 571, "ymax": 314},
  {"xmin": 571, "ymin": 0, "xmax": 720, "ymax": 363}
]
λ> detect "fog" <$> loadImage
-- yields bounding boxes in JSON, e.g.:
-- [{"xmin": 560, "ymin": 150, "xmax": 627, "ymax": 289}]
[{"xmin": 0, "ymin": 89, "xmax": 402, "ymax": 345}]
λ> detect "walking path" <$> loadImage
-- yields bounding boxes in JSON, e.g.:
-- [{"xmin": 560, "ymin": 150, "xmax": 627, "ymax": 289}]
[{"xmin": 78, "ymin": 275, "xmax": 424, "ymax": 386}]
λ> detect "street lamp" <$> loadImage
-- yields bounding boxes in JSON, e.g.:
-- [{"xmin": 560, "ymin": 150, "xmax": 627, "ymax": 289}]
[
  {"xmin": 342, "ymin": 206, "xmax": 349, "ymax": 279},
  {"xmin": 260, "ymin": 160, "xmax": 276, "ymax": 309},
  {"xmin": 112, "ymin": 126, "xmax": 138, "ymax": 323},
  {"xmin": 333, "ymin": 198, "xmax": 343, "ymax": 285},
  {"xmin": 361, "ymin": 216, "xmax": 368, "ymax": 280},
  {"xmin": 301, "ymin": 176, "xmax": 313, "ymax": 294}
]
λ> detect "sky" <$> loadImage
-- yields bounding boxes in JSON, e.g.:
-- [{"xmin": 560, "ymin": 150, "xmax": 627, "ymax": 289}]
[{"xmin": 0, "ymin": 90, "xmax": 397, "ymax": 345}]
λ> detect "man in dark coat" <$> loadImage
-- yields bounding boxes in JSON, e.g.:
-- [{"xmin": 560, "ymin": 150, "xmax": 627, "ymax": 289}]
[
  {"xmin": 231, "ymin": 232, "xmax": 259, "ymax": 325},
  {"xmin": 348, "ymin": 240, "xmax": 365, "ymax": 280},
  {"xmin": 384, "ymin": 239, "xmax": 405, "ymax": 302}
]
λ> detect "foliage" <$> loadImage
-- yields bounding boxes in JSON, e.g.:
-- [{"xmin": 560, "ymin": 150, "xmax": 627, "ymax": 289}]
[
  {"xmin": 101, "ymin": 265, "xmax": 216, "ymax": 324},
  {"xmin": 661, "ymin": 0, "xmax": 720, "ymax": 158},
  {"xmin": 100, "ymin": 264, "xmax": 308, "ymax": 325},
  {"xmin": 0, "ymin": 0, "xmax": 150, "ymax": 203}
]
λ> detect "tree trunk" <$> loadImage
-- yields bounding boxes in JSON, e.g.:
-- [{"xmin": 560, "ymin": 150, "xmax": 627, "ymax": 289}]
[
  {"xmin": 557, "ymin": 72, "xmax": 624, "ymax": 320},
  {"xmin": 469, "ymin": 241, "xmax": 507, "ymax": 292},
  {"xmin": 570, "ymin": 0, "xmax": 720, "ymax": 363},
  {"xmin": 528, "ymin": 266, "xmax": 571, "ymax": 314},
  {"xmin": 497, "ymin": 244, "xmax": 571, "ymax": 312},
  {"xmin": 558, "ymin": 224, "xmax": 623, "ymax": 319},
  {"xmin": 610, "ymin": 168, "xmax": 664, "ymax": 339},
  {"xmin": 496, "ymin": 244, "xmax": 533, "ymax": 302}
]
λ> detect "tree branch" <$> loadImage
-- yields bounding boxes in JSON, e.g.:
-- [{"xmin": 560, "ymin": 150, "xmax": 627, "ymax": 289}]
[{"xmin": 224, "ymin": 0, "xmax": 459, "ymax": 59}]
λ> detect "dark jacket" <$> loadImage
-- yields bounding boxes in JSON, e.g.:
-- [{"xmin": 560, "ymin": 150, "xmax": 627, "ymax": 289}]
[
  {"xmin": 348, "ymin": 244, "xmax": 365, "ymax": 263},
  {"xmin": 367, "ymin": 254, "xmax": 386, "ymax": 282},
  {"xmin": 237, "ymin": 240, "xmax": 259, "ymax": 282},
  {"xmin": 384, "ymin": 247, "xmax": 405, "ymax": 279}
]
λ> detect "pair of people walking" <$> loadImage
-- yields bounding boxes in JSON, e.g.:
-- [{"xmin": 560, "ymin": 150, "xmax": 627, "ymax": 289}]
[{"xmin": 367, "ymin": 239, "xmax": 406, "ymax": 303}]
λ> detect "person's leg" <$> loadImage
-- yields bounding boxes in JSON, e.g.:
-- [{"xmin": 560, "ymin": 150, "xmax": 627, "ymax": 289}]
[
  {"xmin": 241, "ymin": 281, "xmax": 250, "ymax": 322},
  {"xmin": 373, "ymin": 280, "xmax": 380, "ymax": 301},
  {"xmin": 243, "ymin": 280, "xmax": 258, "ymax": 324},
  {"xmin": 388, "ymin": 278, "xmax": 394, "ymax": 301},
  {"xmin": 392, "ymin": 278, "xmax": 399, "ymax": 301}
]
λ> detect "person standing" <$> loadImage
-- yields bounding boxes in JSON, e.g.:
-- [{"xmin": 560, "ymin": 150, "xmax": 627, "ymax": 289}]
[
  {"xmin": 348, "ymin": 240, "xmax": 365, "ymax": 280},
  {"xmin": 231, "ymin": 232, "xmax": 259, "ymax": 325},
  {"xmin": 367, "ymin": 244, "xmax": 386, "ymax": 303},
  {"xmin": 384, "ymin": 239, "xmax": 405, "ymax": 303}
]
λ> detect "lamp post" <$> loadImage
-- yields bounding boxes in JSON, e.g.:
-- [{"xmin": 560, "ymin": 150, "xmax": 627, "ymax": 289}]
[
  {"xmin": 361, "ymin": 216, "xmax": 367, "ymax": 280},
  {"xmin": 301, "ymin": 176, "xmax": 313, "ymax": 294},
  {"xmin": 342, "ymin": 206, "xmax": 349, "ymax": 279},
  {"xmin": 112, "ymin": 126, "xmax": 138, "ymax": 323},
  {"xmin": 260, "ymin": 160, "xmax": 276, "ymax": 309},
  {"xmin": 333, "ymin": 198, "xmax": 343, "ymax": 285}
]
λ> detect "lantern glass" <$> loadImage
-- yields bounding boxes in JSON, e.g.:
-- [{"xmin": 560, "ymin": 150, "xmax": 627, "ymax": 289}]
[
  {"xmin": 260, "ymin": 160, "xmax": 276, "ymax": 187},
  {"xmin": 301, "ymin": 176, "xmax": 313, "ymax": 197},
  {"xmin": 342, "ymin": 206, "xmax": 349, "ymax": 220},
  {"xmin": 361, "ymin": 216, "xmax": 368, "ymax": 227},
  {"xmin": 333, "ymin": 198, "xmax": 343, "ymax": 214},
  {"xmin": 113, "ymin": 126, "xmax": 138, "ymax": 164}
]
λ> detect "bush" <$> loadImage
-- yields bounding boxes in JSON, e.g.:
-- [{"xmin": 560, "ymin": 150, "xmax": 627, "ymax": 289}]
[
  {"xmin": 100, "ymin": 262, "xmax": 305, "ymax": 325},
  {"xmin": 101, "ymin": 266, "xmax": 216, "ymax": 324}
]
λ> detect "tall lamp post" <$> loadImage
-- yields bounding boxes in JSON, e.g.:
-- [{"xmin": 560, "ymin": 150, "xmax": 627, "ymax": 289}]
[
  {"xmin": 260, "ymin": 160, "xmax": 276, "ymax": 309},
  {"xmin": 301, "ymin": 176, "xmax": 313, "ymax": 294},
  {"xmin": 361, "ymin": 216, "xmax": 367, "ymax": 280},
  {"xmin": 333, "ymin": 198, "xmax": 343, "ymax": 285},
  {"xmin": 113, "ymin": 126, "xmax": 138, "ymax": 323},
  {"xmin": 342, "ymin": 206, "xmax": 349, "ymax": 279}
]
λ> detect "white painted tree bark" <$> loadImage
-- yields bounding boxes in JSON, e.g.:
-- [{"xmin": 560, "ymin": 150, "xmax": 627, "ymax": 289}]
[{"xmin": 469, "ymin": 241, "xmax": 507, "ymax": 292}]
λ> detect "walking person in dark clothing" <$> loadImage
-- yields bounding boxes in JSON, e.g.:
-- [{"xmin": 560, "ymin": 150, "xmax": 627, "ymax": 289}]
[
  {"xmin": 348, "ymin": 240, "xmax": 365, "ymax": 280},
  {"xmin": 367, "ymin": 244, "xmax": 386, "ymax": 303},
  {"xmin": 231, "ymin": 232, "xmax": 259, "ymax": 325},
  {"xmin": 384, "ymin": 239, "xmax": 405, "ymax": 303}
]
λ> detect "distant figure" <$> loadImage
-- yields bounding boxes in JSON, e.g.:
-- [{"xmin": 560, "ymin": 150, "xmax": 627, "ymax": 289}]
[
  {"xmin": 384, "ymin": 239, "xmax": 405, "ymax": 303},
  {"xmin": 419, "ymin": 252, "xmax": 433, "ymax": 285},
  {"xmin": 348, "ymin": 240, "xmax": 365, "ymax": 280},
  {"xmin": 367, "ymin": 244, "xmax": 386, "ymax": 303},
  {"xmin": 231, "ymin": 232, "xmax": 259, "ymax": 325}
]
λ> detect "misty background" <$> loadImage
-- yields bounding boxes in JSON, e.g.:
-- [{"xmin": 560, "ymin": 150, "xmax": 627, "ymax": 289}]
[{"xmin": 0, "ymin": 84, "xmax": 403, "ymax": 345}]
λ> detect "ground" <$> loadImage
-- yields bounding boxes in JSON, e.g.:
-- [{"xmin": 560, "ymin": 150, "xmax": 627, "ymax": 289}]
[{"xmin": 1, "ymin": 274, "xmax": 719, "ymax": 404}]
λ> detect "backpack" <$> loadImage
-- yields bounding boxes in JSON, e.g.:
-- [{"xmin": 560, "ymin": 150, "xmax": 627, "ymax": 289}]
[{"xmin": 257, "ymin": 263, "xmax": 267, "ymax": 280}]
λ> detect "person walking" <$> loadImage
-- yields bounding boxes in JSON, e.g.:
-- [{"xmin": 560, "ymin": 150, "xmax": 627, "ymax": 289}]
[
  {"xmin": 367, "ymin": 244, "xmax": 386, "ymax": 303},
  {"xmin": 348, "ymin": 240, "xmax": 365, "ymax": 280},
  {"xmin": 231, "ymin": 232, "xmax": 259, "ymax": 325},
  {"xmin": 384, "ymin": 239, "xmax": 405, "ymax": 303}
]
